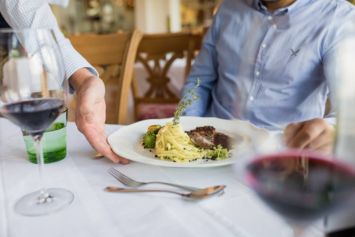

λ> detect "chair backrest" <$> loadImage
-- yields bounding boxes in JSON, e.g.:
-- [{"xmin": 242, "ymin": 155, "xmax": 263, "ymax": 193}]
[
  {"xmin": 132, "ymin": 32, "xmax": 202, "ymax": 120},
  {"xmin": 69, "ymin": 30, "xmax": 142, "ymax": 124}
]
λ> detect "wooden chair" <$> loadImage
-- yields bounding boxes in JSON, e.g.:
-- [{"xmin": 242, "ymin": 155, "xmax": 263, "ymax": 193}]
[
  {"xmin": 68, "ymin": 30, "xmax": 143, "ymax": 124},
  {"xmin": 132, "ymin": 32, "xmax": 202, "ymax": 121}
]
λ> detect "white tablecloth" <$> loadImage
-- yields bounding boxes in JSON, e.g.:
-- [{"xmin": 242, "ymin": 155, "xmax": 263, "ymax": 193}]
[{"xmin": 0, "ymin": 118, "xmax": 324, "ymax": 237}]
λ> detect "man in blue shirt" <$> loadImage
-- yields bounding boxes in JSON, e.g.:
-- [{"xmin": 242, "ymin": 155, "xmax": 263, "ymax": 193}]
[{"xmin": 182, "ymin": 0, "xmax": 355, "ymax": 153}]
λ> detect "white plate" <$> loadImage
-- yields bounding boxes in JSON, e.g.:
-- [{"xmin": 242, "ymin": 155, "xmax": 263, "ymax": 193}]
[{"xmin": 108, "ymin": 116, "xmax": 269, "ymax": 168}]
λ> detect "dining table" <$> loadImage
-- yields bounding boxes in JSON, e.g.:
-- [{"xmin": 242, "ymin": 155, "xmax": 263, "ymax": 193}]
[{"xmin": 0, "ymin": 118, "xmax": 328, "ymax": 237}]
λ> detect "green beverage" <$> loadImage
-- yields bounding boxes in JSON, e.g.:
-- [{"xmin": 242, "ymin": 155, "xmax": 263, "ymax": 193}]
[{"xmin": 23, "ymin": 111, "xmax": 67, "ymax": 164}]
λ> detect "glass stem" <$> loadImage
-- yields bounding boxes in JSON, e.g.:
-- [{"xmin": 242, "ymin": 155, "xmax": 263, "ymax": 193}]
[
  {"xmin": 323, "ymin": 216, "xmax": 328, "ymax": 235},
  {"xmin": 0, "ymin": 160, "xmax": 10, "ymax": 237},
  {"xmin": 33, "ymin": 134, "xmax": 50, "ymax": 203}
]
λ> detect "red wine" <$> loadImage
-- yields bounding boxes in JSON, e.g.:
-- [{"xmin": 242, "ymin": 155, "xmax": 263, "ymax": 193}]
[
  {"xmin": 0, "ymin": 99, "xmax": 64, "ymax": 134},
  {"xmin": 246, "ymin": 151, "xmax": 355, "ymax": 223}
]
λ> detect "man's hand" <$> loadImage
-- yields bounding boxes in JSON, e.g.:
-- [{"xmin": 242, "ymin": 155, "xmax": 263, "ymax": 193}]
[
  {"xmin": 70, "ymin": 69, "xmax": 129, "ymax": 164},
  {"xmin": 284, "ymin": 118, "xmax": 335, "ymax": 154}
]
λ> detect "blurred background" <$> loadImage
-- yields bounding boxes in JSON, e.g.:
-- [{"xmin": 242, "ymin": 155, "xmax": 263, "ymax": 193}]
[
  {"xmin": 53, "ymin": 0, "xmax": 222, "ymax": 124},
  {"xmin": 52, "ymin": 0, "xmax": 222, "ymax": 35}
]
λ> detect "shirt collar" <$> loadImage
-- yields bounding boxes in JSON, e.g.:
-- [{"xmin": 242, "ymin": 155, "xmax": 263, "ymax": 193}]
[{"xmin": 251, "ymin": 0, "xmax": 309, "ymax": 15}]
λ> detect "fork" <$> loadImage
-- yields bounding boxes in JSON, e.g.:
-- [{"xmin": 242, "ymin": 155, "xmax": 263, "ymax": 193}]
[
  {"xmin": 108, "ymin": 167, "xmax": 199, "ymax": 191},
  {"xmin": 105, "ymin": 185, "xmax": 225, "ymax": 200}
]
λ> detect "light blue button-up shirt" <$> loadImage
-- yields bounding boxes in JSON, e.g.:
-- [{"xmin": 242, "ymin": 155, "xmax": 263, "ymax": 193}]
[{"xmin": 182, "ymin": 0, "xmax": 355, "ymax": 129}]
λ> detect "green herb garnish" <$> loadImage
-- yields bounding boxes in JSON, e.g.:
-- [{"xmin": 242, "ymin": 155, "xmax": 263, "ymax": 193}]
[{"xmin": 173, "ymin": 79, "xmax": 200, "ymax": 125}]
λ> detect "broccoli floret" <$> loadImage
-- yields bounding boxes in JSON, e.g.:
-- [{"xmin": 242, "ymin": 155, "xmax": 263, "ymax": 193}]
[
  {"xmin": 206, "ymin": 145, "xmax": 229, "ymax": 160},
  {"xmin": 143, "ymin": 132, "xmax": 156, "ymax": 149}
]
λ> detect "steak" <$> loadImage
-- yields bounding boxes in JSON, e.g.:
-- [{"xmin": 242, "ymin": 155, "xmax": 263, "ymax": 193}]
[
  {"xmin": 214, "ymin": 132, "xmax": 231, "ymax": 149},
  {"xmin": 187, "ymin": 126, "xmax": 231, "ymax": 150}
]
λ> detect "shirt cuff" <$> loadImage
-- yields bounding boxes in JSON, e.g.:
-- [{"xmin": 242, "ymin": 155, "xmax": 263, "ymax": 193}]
[{"xmin": 324, "ymin": 117, "xmax": 336, "ymax": 126}]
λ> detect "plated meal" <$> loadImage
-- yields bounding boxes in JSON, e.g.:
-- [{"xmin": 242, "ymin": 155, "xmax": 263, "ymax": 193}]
[
  {"xmin": 140, "ymin": 81, "xmax": 233, "ymax": 163},
  {"xmin": 142, "ymin": 123, "xmax": 232, "ymax": 163},
  {"xmin": 108, "ymin": 81, "xmax": 269, "ymax": 167},
  {"xmin": 108, "ymin": 116, "xmax": 268, "ymax": 168}
]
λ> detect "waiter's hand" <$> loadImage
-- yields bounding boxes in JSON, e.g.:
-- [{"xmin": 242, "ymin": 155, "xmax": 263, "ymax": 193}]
[
  {"xmin": 284, "ymin": 118, "xmax": 335, "ymax": 154},
  {"xmin": 70, "ymin": 68, "xmax": 129, "ymax": 164}
]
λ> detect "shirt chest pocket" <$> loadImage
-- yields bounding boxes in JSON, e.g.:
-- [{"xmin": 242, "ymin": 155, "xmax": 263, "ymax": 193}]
[{"xmin": 262, "ymin": 44, "xmax": 321, "ymax": 90}]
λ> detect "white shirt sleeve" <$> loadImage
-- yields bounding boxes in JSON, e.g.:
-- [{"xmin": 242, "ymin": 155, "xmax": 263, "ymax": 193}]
[{"xmin": 0, "ymin": 0, "xmax": 97, "ymax": 83}]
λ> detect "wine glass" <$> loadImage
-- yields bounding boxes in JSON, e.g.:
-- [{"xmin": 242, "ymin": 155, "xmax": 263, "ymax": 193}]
[
  {"xmin": 257, "ymin": 150, "xmax": 355, "ymax": 235},
  {"xmin": 0, "ymin": 29, "xmax": 74, "ymax": 216},
  {"xmin": 233, "ymin": 127, "xmax": 355, "ymax": 236}
]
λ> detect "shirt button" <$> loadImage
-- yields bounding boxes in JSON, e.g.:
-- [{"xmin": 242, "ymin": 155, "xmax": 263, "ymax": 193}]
[
  {"xmin": 261, "ymin": 44, "xmax": 267, "ymax": 48},
  {"xmin": 272, "ymin": 24, "xmax": 277, "ymax": 29},
  {"xmin": 249, "ymin": 96, "xmax": 255, "ymax": 101},
  {"xmin": 255, "ymin": 71, "xmax": 260, "ymax": 76},
  {"xmin": 267, "ymin": 16, "xmax": 273, "ymax": 21}
]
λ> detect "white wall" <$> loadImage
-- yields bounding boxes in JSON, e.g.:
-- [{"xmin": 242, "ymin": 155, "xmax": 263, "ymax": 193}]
[
  {"xmin": 134, "ymin": 0, "xmax": 181, "ymax": 33},
  {"xmin": 168, "ymin": 0, "xmax": 181, "ymax": 32}
]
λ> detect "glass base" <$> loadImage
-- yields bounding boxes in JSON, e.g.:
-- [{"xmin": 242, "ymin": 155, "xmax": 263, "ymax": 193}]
[{"xmin": 14, "ymin": 188, "xmax": 74, "ymax": 216}]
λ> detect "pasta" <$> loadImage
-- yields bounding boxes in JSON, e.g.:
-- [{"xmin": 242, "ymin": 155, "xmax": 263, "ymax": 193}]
[{"xmin": 155, "ymin": 122, "xmax": 206, "ymax": 162}]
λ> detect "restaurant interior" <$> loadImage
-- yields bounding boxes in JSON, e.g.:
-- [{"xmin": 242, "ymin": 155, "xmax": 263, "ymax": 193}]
[
  {"xmin": 1, "ymin": 1, "xmax": 355, "ymax": 237},
  {"xmin": 52, "ymin": 0, "xmax": 222, "ymax": 124}
]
